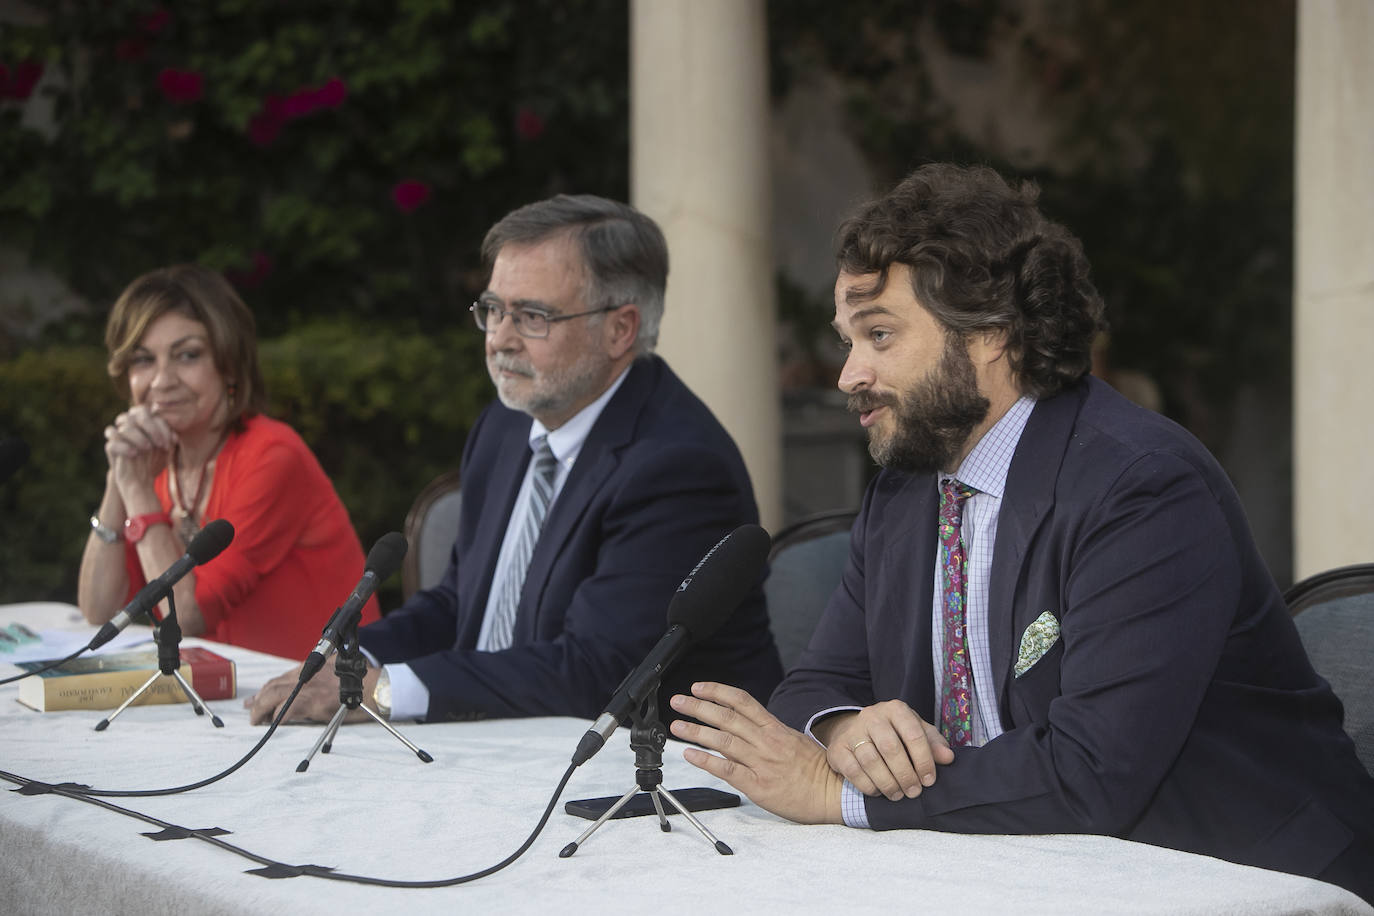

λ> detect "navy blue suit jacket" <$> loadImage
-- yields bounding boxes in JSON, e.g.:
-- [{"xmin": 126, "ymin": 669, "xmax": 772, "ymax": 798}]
[
  {"xmin": 770, "ymin": 378, "xmax": 1374, "ymax": 898},
  {"xmin": 360, "ymin": 356, "xmax": 782, "ymax": 722}
]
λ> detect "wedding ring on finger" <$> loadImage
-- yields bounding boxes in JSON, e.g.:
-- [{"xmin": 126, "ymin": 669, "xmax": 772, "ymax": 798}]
[{"xmin": 850, "ymin": 738, "xmax": 872, "ymax": 753}]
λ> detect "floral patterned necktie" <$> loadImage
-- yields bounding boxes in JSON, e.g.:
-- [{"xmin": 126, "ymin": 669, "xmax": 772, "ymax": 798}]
[{"xmin": 938, "ymin": 478, "xmax": 978, "ymax": 746}]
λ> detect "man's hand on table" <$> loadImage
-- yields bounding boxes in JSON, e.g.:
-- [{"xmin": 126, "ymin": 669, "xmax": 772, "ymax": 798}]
[
  {"xmin": 668, "ymin": 681, "xmax": 845, "ymax": 825},
  {"xmin": 812, "ymin": 701, "xmax": 954, "ymax": 801},
  {"xmin": 244, "ymin": 663, "xmax": 380, "ymax": 726}
]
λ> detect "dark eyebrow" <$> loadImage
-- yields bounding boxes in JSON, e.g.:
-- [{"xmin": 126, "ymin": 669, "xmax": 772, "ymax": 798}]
[
  {"xmin": 831, "ymin": 305, "xmax": 899, "ymax": 334},
  {"xmin": 133, "ymin": 334, "xmax": 207, "ymax": 353},
  {"xmin": 477, "ymin": 292, "xmax": 554, "ymax": 313}
]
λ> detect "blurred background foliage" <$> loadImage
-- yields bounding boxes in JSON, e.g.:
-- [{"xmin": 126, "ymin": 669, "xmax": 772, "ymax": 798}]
[
  {"xmin": 2, "ymin": 0, "xmax": 1297, "ymax": 599},
  {"xmin": 0, "ymin": 0, "xmax": 629, "ymax": 340},
  {"xmin": 0, "ymin": 0, "xmax": 629, "ymax": 605}
]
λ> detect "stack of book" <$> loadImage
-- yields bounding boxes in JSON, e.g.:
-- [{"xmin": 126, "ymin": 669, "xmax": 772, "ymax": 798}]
[{"xmin": 15, "ymin": 647, "xmax": 236, "ymax": 712}]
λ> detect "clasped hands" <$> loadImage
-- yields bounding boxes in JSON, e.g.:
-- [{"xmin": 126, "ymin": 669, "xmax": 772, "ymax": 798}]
[
  {"xmin": 104, "ymin": 405, "xmax": 174, "ymax": 491},
  {"xmin": 669, "ymin": 685, "xmax": 953, "ymax": 826}
]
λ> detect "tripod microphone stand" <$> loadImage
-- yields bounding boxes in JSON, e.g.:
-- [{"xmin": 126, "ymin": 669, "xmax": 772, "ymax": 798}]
[
  {"xmin": 559, "ymin": 680, "xmax": 733, "ymax": 858},
  {"xmin": 296, "ymin": 616, "xmax": 432, "ymax": 772},
  {"xmin": 95, "ymin": 593, "xmax": 224, "ymax": 732}
]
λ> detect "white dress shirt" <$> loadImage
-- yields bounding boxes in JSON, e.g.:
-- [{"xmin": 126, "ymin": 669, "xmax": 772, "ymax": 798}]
[{"xmin": 835, "ymin": 395, "xmax": 1037, "ymax": 828}]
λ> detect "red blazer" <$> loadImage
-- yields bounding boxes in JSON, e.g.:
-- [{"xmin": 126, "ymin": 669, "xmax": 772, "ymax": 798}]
[{"xmin": 125, "ymin": 414, "xmax": 378, "ymax": 658}]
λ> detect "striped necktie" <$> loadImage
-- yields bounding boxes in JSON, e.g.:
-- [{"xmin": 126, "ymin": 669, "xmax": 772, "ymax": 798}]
[
  {"xmin": 938, "ymin": 478, "xmax": 978, "ymax": 746},
  {"xmin": 482, "ymin": 438, "xmax": 559, "ymax": 651}
]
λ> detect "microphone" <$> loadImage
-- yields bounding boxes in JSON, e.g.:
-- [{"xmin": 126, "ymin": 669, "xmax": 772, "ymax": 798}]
[
  {"xmin": 0, "ymin": 437, "xmax": 29, "ymax": 484},
  {"xmin": 88, "ymin": 519, "xmax": 236, "ymax": 650},
  {"xmin": 299, "ymin": 531, "xmax": 407, "ymax": 683},
  {"xmin": 571, "ymin": 524, "xmax": 771, "ymax": 766}
]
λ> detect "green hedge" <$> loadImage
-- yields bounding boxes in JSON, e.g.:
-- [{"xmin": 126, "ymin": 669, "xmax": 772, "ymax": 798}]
[{"xmin": 0, "ymin": 322, "xmax": 491, "ymax": 608}]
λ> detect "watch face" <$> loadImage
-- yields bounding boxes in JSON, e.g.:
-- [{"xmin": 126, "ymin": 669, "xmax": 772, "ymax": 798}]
[
  {"xmin": 125, "ymin": 513, "xmax": 170, "ymax": 543},
  {"xmin": 91, "ymin": 516, "xmax": 120, "ymax": 543},
  {"xmin": 125, "ymin": 516, "xmax": 149, "ymax": 542}
]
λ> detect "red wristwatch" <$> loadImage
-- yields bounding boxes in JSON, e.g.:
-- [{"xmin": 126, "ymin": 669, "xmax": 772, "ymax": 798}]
[{"xmin": 124, "ymin": 512, "xmax": 172, "ymax": 544}]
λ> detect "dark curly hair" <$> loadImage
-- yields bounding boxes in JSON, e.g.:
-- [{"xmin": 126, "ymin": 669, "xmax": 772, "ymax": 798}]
[{"xmin": 835, "ymin": 163, "xmax": 1107, "ymax": 398}]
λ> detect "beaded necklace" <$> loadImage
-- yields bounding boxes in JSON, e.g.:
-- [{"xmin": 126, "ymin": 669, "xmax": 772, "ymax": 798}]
[{"xmin": 170, "ymin": 431, "xmax": 227, "ymax": 544}]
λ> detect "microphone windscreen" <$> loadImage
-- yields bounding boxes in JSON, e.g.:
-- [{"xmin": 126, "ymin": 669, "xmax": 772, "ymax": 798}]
[
  {"xmin": 366, "ymin": 531, "xmax": 408, "ymax": 580},
  {"xmin": 665, "ymin": 524, "xmax": 771, "ymax": 640},
  {"xmin": 0, "ymin": 437, "xmax": 30, "ymax": 483},
  {"xmin": 188, "ymin": 519, "xmax": 235, "ymax": 564}
]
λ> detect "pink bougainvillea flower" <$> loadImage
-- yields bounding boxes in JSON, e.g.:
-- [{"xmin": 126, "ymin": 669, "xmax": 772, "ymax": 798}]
[
  {"xmin": 140, "ymin": 9, "xmax": 172, "ymax": 34},
  {"xmin": 1, "ymin": 60, "xmax": 44, "ymax": 100},
  {"xmin": 246, "ymin": 77, "xmax": 346, "ymax": 146},
  {"xmin": 391, "ymin": 179, "xmax": 432, "ymax": 213},
  {"xmin": 315, "ymin": 76, "xmax": 347, "ymax": 109},
  {"xmin": 115, "ymin": 38, "xmax": 148, "ymax": 61},
  {"xmin": 157, "ymin": 68, "xmax": 203, "ymax": 104},
  {"xmin": 225, "ymin": 251, "xmax": 274, "ymax": 290},
  {"xmin": 280, "ymin": 88, "xmax": 315, "ymax": 119},
  {"xmin": 247, "ymin": 94, "xmax": 286, "ymax": 146},
  {"xmin": 515, "ymin": 107, "xmax": 545, "ymax": 140},
  {"xmin": 283, "ymin": 76, "xmax": 348, "ymax": 118}
]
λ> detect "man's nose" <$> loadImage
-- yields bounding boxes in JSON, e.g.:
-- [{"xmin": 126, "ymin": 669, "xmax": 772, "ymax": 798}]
[
  {"xmin": 837, "ymin": 349, "xmax": 873, "ymax": 394},
  {"xmin": 486, "ymin": 309, "xmax": 523, "ymax": 351}
]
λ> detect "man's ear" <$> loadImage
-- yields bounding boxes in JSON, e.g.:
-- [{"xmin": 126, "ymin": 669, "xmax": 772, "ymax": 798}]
[
  {"xmin": 605, "ymin": 305, "xmax": 641, "ymax": 359},
  {"xmin": 975, "ymin": 326, "xmax": 1012, "ymax": 365}
]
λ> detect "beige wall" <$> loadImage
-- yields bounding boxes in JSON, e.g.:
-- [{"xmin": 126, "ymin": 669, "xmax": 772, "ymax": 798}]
[
  {"xmin": 1294, "ymin": 0, "xmax": 1374, "ymax": 577},
  {"xmin": 629, "ymin": 0, "xmax": 782, "ymax": 532}
]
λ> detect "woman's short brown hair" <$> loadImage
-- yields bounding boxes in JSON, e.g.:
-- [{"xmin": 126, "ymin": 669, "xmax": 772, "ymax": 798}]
[{"xmin": 105, "ymin": 265, "xmax": 267, "ymax": 427}]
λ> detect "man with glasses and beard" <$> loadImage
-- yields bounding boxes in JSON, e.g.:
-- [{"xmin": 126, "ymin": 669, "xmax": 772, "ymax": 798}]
[
  {"xmin": 665, "ymin": 164, "xmax": 1374, "ymax": 902},
  {"xmin": 248, "ymin": 194, "xmax": 781, "ymax": 726}
]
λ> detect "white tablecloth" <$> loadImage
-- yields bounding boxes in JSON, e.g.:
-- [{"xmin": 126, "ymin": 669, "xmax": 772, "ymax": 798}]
[{"xmin": 1, "ymin": 602, "xmax": 1369, "ymax": 916}]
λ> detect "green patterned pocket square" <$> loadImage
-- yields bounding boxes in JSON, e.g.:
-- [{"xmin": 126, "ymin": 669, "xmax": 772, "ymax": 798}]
[{"xmin": 1014, "ymin": 610, "xmax": 1061, "ymax": 677}]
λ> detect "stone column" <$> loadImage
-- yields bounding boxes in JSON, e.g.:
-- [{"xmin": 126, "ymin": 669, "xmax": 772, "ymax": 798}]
[
  {"xmin": 630, "ymin": 0, "xmax": 783, "ymax": 532},
  {"xmin": 1294, "ymin": 0, "xmax": 1374, "ymax": 578}
]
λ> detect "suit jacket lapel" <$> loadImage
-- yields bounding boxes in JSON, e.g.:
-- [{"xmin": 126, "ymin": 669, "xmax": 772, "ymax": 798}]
[
  {"xmin": 987, "ymin": 384, "xmax": 1085, "ymax": 712},
  {"xmin": 459, "ymin": 414, "xmax": 532, "ymax": 649},
  {"xmin": 885, "ymin": 476, "xmax": 940, "ymax": 721}
]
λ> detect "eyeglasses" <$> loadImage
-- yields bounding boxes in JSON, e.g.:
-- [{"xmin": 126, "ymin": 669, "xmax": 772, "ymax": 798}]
[{"xmin": 469, "ymin": 301, "xmax": 617, "ymax": 339}]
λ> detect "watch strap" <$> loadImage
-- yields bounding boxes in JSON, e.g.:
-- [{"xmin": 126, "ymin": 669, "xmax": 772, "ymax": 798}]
[
  {"xmin": 90, "ymin": 514, "xmax": 121, "ymax": 544},
  {"xmin": 124, "ymin": 512, "xmax": 173, "ymax": 544}
]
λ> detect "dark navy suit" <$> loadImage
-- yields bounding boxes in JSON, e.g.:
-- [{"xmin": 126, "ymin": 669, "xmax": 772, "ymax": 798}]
[
  {"xmin": 770, "ymin": 377, "xmax": 1374, "ymax": 900},
  {"xmin": 361, "ymin": 355, "xmax": 782, "ymax": 722}
]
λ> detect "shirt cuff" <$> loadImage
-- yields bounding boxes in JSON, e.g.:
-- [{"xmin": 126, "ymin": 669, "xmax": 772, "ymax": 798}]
[
  {"xmin": 804, "ymin": 705, "xmax": 863, "ymax": 744},
  {"xmin": 383, "ymin": 662, "xmax": 429, "ymax": 720},
  {"xmin": 841, "ymin": 781, "xmax": 871, "ymax": 828}
]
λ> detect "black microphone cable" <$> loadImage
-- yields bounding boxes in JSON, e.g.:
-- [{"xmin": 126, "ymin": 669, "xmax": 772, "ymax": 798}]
[
  {"xmin": 0, "ymin": 754, "xmax": 580, "ymax": 888},
  {"xmin": 0, "ymin": 644, "xmax": 89, "ymax": 687},
  {"xmin": 26, "ymin": 676, "xmax": 307, "ymax": 798}
]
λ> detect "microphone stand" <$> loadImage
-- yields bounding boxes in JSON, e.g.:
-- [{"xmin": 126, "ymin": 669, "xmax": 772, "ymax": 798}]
[
  {"xmin": 296, "ymin": 614, "xmax": 432, "ymax": 772},
  {"xmin": 95, "ymin": 593, "xmax": 225, "ymax": 732},
  {"xmin": 559, "ymin": 679, "xmax": 732, "ymax": 858}
]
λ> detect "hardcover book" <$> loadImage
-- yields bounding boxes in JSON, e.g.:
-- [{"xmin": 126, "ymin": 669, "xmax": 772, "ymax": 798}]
[{"xmin": 15, "ymin": 646, "xmax": 237, "ymax": 712}]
